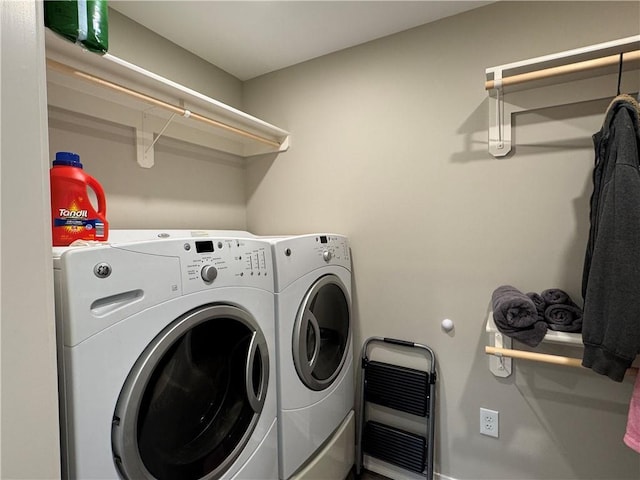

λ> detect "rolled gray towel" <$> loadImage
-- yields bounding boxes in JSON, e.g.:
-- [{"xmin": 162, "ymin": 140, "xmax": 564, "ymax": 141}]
[
  {"xmin": 541, "ymin": 288, "xmax": 578, "ymax": 307},
  {"xmin": 526, "ymin": 292, "xmax": 546, "ymax": 321},
  {"xmin": 544, "ymin": 304, "xmax": 583, "ymax": 332},
  {"xmin": 492, "ymin": 285, "xmax": 538, "ymax": 328},
  {"xmin": 492, "ymin": 285, "xmax": 548, "ymax": 347}
]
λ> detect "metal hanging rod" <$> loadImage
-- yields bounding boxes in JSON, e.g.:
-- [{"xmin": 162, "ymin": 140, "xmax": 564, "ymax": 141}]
[
  {"xmin": 485, "ymin": 346, "xmax": 639, "ymax": 377},
  {"xmin": 485, "ymin": 49, "xmax": 640, "ymax": 90},
  {"xmin": 46, "ymin": 58, "xmax": 282, "ymax": 149}
]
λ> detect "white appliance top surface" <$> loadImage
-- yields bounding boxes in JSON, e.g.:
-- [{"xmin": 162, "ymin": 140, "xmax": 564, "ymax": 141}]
[{"xmin": 52, "ymin": 229, "xmax": 257, "ymax": 259}]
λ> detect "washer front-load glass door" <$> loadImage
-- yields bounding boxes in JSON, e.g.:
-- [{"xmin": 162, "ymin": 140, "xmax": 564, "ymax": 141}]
[
  {"xmin": 112, "ymin": 304, "xmax": 269, "ymax": 480},
  {"xmin": 293, "ymin": 274, "xmax": 350, "ymax": 391}
]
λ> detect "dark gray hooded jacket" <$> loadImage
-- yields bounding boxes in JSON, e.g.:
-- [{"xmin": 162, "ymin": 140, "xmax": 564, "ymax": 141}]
[{"xmin": 581, "ymin": 94, "xmax": 640, "ymax": 382}]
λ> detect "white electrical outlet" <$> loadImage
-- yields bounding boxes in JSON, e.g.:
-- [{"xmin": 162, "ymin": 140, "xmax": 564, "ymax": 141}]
[{"xmin": 480, "ymin": 408, "xmax": 499, "ymax": 438}]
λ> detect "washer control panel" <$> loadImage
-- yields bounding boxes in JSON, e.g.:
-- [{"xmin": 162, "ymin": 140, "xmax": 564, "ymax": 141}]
[
  {"xmin": 271, "ymin": 234, "xmax": 351, "ymax": 291},
  {"xmin": 114, "ymin": 237, "xmax": 273, "ymax": 294},
  {"xmin": 313, "ymin": 234, "xmax": 350, "ymax": 267},
  {"xmin": 181, "ymin": 238, "xmax": 272, "ymax": 292}
]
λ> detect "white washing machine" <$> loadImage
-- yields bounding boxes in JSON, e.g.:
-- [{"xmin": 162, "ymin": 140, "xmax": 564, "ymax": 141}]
[
  {"xmin": 54, "ymin": 234, "xmax": 278, "ymax": 480},
  {"xmin": 268, "ymin": 234, "xmax": 354, "ymax": 479}
]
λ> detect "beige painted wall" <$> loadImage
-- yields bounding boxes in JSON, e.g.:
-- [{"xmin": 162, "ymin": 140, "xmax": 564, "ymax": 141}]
[
  {"xmin": 244, "ymin": 2, "xmax": 640, "ymax": 479},
  {"xmin": 108, "ymin": 9, "xmax": 243, "ymax": 109}
]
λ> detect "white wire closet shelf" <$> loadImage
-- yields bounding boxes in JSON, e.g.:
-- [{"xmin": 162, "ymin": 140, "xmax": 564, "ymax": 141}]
[
  {"xmin": 485, "ymin": 35, "xmax": 640, "ymax": 157},
  {"xmin": 45, "ymin": 29, "xmax": 290, "ymax": 168}
]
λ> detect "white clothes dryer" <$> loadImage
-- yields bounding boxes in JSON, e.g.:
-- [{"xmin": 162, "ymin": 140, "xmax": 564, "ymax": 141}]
[
  {"xmin": 268, "ymin": 234, "xmax": 354, "ymax": 479},
  {"xmin": 54, "ymin": 235, "xmax": 277, "ymax": 480}
]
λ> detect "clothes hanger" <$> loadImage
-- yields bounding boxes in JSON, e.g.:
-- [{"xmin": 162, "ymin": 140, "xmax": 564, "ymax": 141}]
[
  {"xmin": 614, "ymin": 53, "xmax": 639, "ymax": 103},
  {"xmin": 616, "ymin": 52, "xmax": 623, "ymax": 96}
]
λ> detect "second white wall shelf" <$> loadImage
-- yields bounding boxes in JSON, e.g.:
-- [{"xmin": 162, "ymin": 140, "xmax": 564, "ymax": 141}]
[
  {"xmin": 45, "ymin": 29, "xmax": 290, "ymax": 168},
  {"xmin": 485, "ymin": 35, "xmax": 640, "ymax": 157},
  {"xmin": 485, "ymin": 312, "xmax": 583, "ymax": 377},
  {"xmin": 485, "ymin": 312, "xmax": 639, "ymax": 378}
]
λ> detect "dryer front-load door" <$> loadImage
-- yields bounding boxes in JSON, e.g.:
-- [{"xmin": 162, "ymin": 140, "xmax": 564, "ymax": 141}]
[
  {"xmin": 112, "ymin": 304, "xmax": 269, "ymax": 480},
  {"xmin": 293, "ymin": 274, "xmax": 350, "ymax": 391}
]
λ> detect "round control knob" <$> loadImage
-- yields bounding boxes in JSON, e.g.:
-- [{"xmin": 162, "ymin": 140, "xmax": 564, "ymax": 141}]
[
  {"xmin": 201, "ymin": 265, "xmax": 218, "ymax": 283},
  {"xmin": 322, "ymin": 250, "xmax": 332, "ymax": 262}
]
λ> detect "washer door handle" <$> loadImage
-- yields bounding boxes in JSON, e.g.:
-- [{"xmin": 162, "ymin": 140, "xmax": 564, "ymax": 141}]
[
  {"xmin": 245, "ymin": 331, "xmax": 266, "ymax": 414},
  {"xmin": 306, "ymin": 310, "xmax": 322, "ymax": 371}
]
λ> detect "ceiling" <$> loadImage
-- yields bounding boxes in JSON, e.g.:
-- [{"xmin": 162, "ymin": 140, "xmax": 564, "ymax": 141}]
[{"xmin": 111, "ymin": 1, "xmax": 493, "ymax": 81}]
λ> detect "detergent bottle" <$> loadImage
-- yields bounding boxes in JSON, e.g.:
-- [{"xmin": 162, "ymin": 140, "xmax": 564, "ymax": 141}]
[{"xmin": 50, "ymin": 151, "xmax": 109, "ymax": 246}]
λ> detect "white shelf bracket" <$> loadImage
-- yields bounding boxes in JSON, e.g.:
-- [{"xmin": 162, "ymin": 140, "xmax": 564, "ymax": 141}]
[
  {"xmin": 488, "ymin": 70, "xmax": 514, "ymax": 157},
  {"xmin": 136, "ymin": 110, "xmax": 193, "ymax": 168},
  {"xmin": 487, "ymin": 316, "xmax": 513, "ymax": 377},
  {"xmin": 136, "ymin": 111, "xmax": 154, "ymax": 168}
]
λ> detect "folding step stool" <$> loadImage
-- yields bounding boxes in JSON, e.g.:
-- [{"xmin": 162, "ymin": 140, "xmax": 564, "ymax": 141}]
[{"xmin": 355, "ymin": 337, "xmax": 437, "ymax": 480}]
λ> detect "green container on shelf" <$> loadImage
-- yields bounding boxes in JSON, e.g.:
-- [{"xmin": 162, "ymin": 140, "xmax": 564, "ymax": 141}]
[{"xmin": 44, "ymin": 0, "xmax": 109, "ymax": 54}]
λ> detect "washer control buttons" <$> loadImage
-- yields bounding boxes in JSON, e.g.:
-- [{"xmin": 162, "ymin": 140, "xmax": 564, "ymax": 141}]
[
  {"xmin": 322, "ymin": 250, "xmax": 332, "ymax": 262},
  {"xmin": 201, "ymin": 265, "xmax": 218, "ymax": 283}
]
